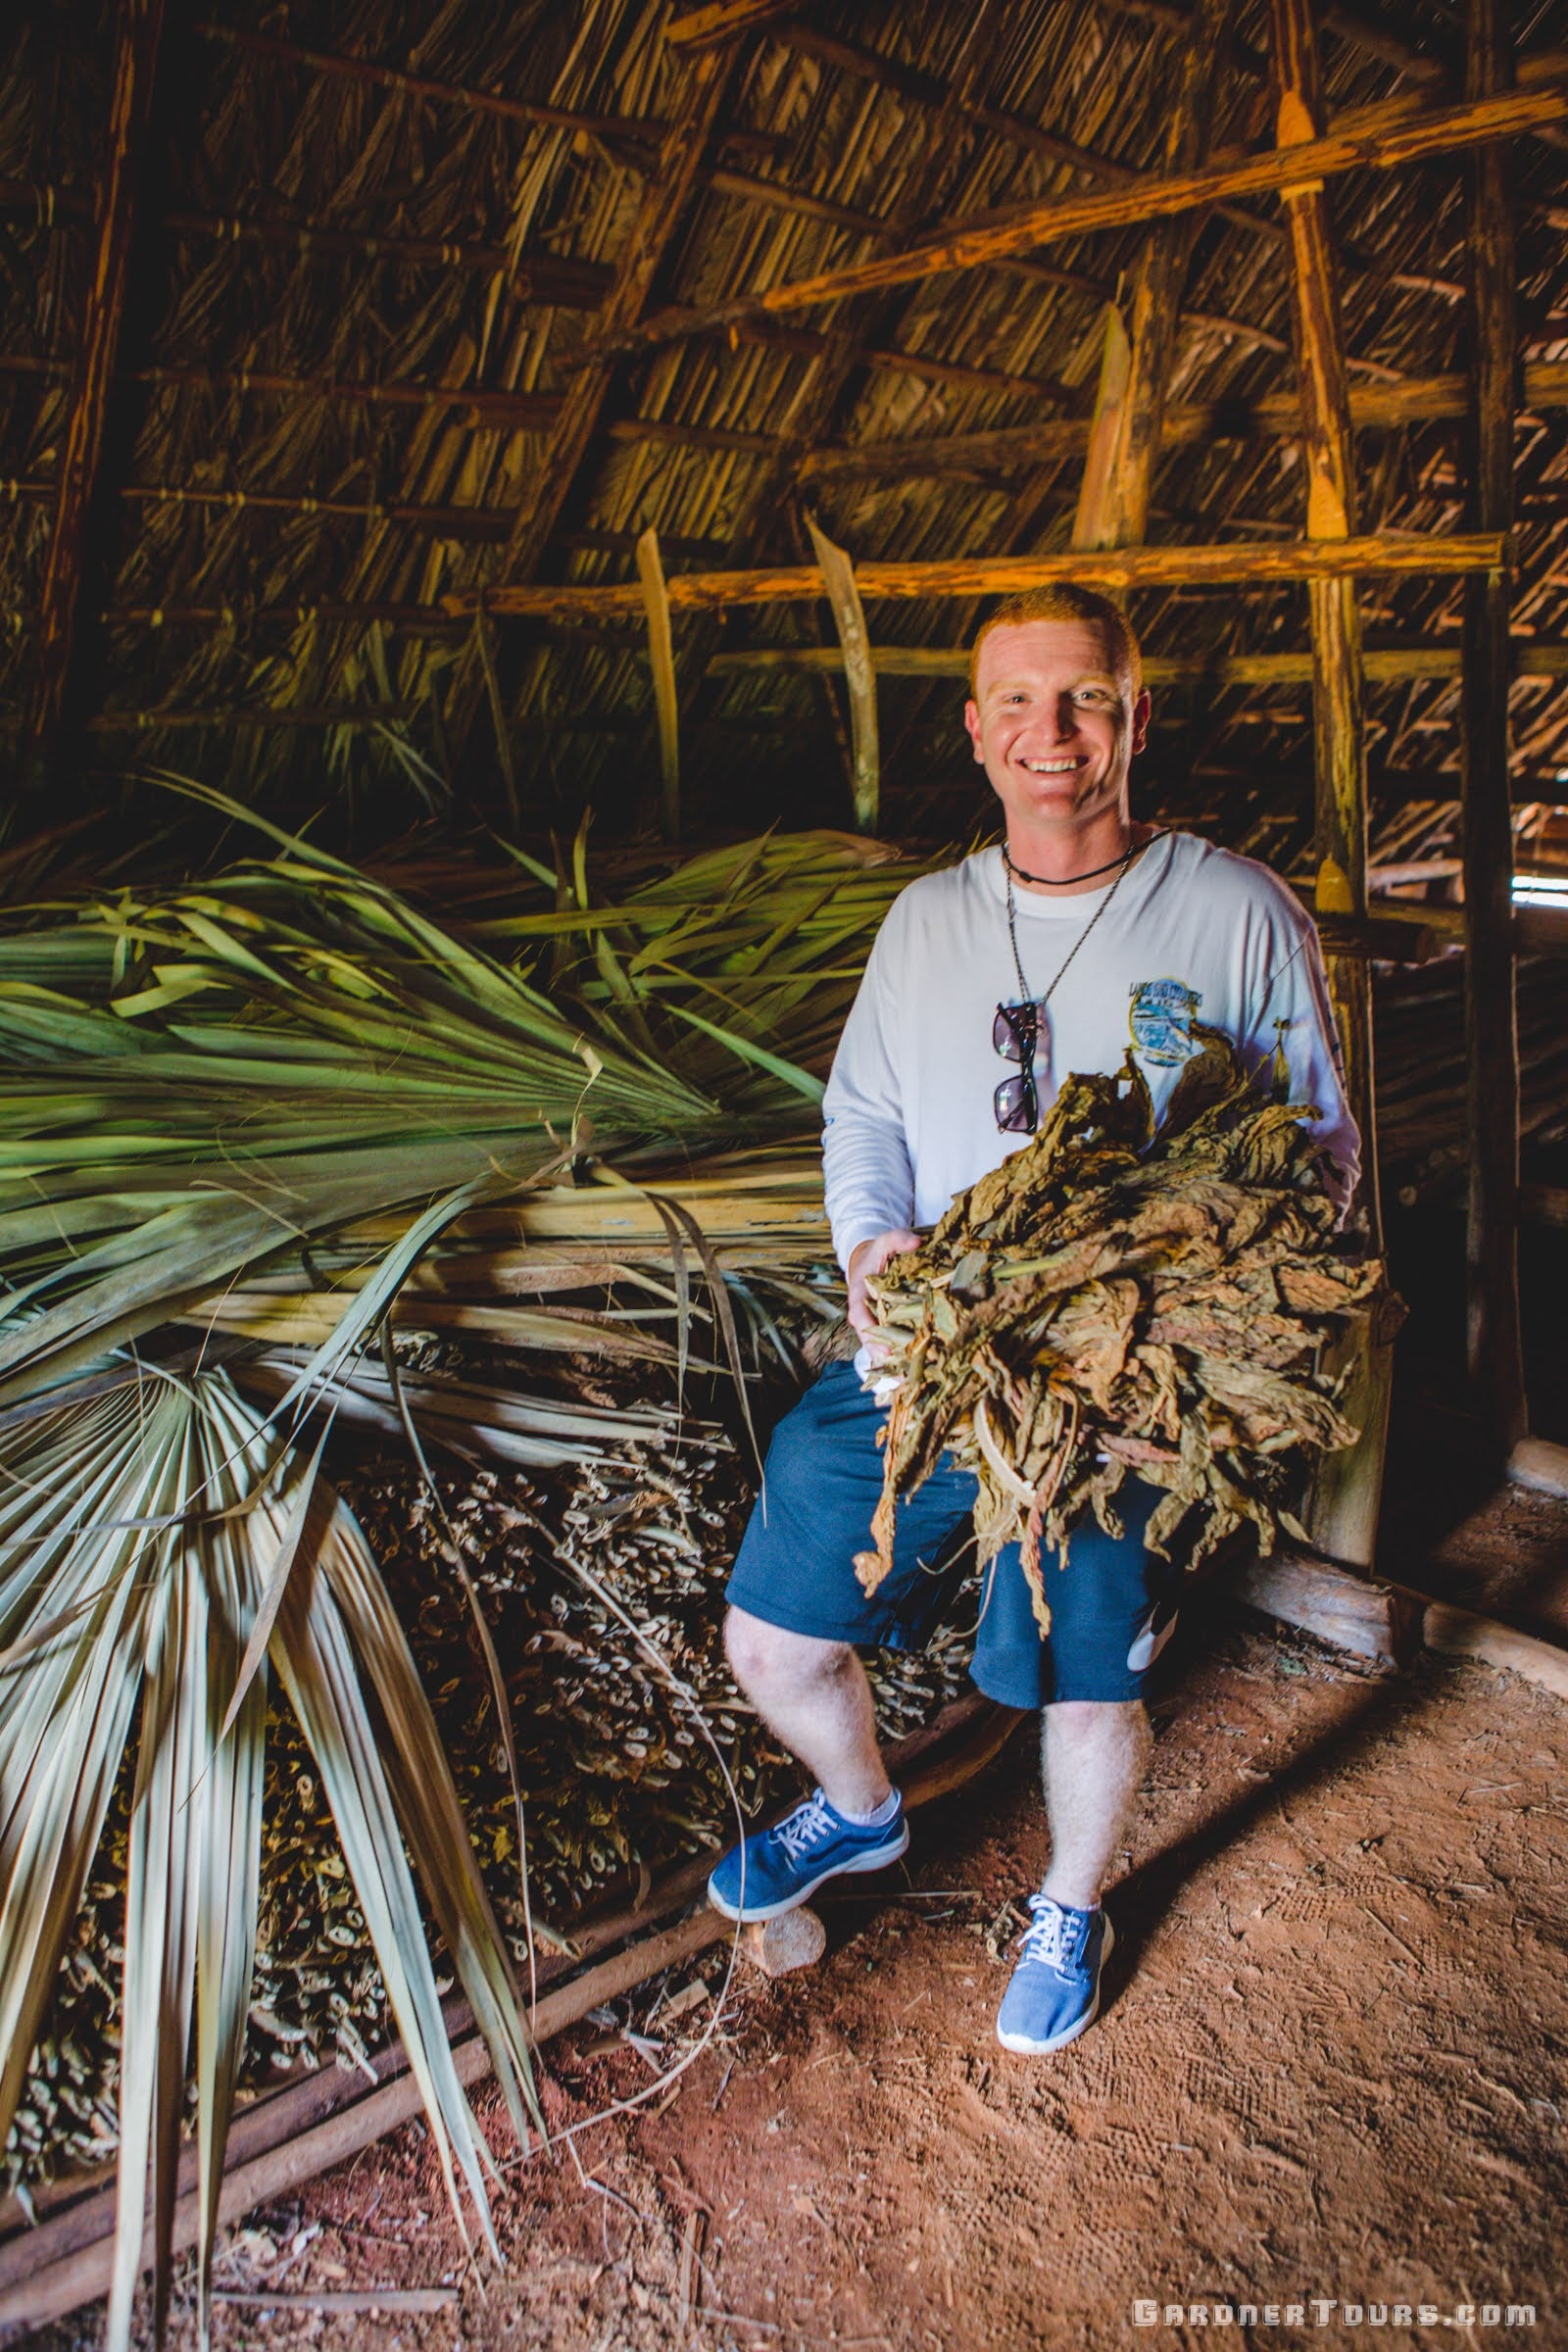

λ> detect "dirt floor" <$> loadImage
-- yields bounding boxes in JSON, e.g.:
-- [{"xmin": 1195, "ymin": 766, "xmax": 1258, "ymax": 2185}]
[{"xmin": 53, "ymin": 1529, "xmax": 1568, "ymax": 2352}]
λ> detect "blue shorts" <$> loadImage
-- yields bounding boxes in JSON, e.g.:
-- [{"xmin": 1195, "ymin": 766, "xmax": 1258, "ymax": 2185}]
[{"xmin": 726, "ymin": 1361, "xmax": 1178, "ymax": 1710}]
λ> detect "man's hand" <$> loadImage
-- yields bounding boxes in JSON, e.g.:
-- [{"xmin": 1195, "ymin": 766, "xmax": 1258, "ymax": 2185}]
[{"xmin": 846, "ymin": 1228, "xmax": 921, "ymax": 1347}]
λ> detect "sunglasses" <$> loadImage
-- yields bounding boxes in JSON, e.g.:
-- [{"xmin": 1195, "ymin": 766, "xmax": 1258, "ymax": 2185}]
[{"xmin": 993, "ymin": 1000, "xmax": 1042, "ymax": 1135}]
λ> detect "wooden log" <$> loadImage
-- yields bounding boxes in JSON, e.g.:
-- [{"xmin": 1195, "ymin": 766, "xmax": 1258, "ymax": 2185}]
[
  {"xmin": 583, "ymin": 75, "xmax": 1568, "ymax": 362},
  {"xmin": 636, "ymin": 528, "xmax": 681, "ymax": 839},
  {"xmin": 1421, "ymin": 1601, "xmax": 1568, "ymax": 1698},
  {"xmin": 807, "ymin": 516, "xmax": 879, "ymax": 830},
  {"xmin": 1073, "ymin": 0, "xmax": 1233, "ymax": 552},
  {"xmin": 1461, "ymin": 0, "xmax": 1529, "ymax": 1452},
  {"xmin": 1218, "ymin": 1547, "xmax": 1425, "ymax": 1668},
  {"xmin": 21, "ymin": 0, "xmax": 164, "ymax": 779},
  {"xmin": 803, "ymin": 360, "xmax": 1568, "ymax": 481},
  {"xmin": 448, "ymin": 532, "xmax": 1507, "ymax": 621}
]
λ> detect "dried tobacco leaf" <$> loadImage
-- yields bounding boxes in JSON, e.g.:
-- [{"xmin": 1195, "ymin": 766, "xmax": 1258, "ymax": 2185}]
[{"xmin": 860, "ymin": 1032, "xmax": 1400, "ymax": 1635}]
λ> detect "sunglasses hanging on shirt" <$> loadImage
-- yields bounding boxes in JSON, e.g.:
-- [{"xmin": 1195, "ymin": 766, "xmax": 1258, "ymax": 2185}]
[{"xmin": 992, "ymin": 833, "xmax": 1161, "ymax": 1136}]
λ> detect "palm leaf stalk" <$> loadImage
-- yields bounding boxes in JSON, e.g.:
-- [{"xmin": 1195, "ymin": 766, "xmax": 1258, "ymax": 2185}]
[{"xmin": 0, "ymin": 1360, "xmax": 541, "ymax": 2350}]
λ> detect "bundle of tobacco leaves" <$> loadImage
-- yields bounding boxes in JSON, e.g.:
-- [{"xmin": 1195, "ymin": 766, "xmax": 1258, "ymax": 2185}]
[{"xmin": 858, "ymin": 1028, "xmax": 1398, "ymax": 1633}]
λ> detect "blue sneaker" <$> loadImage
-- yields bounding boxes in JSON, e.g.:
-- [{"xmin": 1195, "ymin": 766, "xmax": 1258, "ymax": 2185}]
[
  {"xmin": 996, "ymin": 1893, "xmax": 1113, "ymax": 2054},
  {"xmin": 707, "ymin": 1788, "xmax": 909, "ymax": 1923}
]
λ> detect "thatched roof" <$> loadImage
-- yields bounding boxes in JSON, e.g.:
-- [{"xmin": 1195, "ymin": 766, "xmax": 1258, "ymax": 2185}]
[{"xmin": 3, "ymin": 0, "xmax": 1566, "ymax": 876}]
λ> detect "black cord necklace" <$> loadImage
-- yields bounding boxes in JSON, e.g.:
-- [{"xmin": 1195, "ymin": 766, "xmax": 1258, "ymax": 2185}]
[{"xmin": 1003, "ymin": 829, "xmax": 1166, "ymax": 889}]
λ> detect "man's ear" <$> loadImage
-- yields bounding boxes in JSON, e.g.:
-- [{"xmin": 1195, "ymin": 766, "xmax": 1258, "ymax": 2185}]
[
  {"xmin": 963, "ymin": 699, "xmax": 985, "ymax": 762},
  {"xmin": 1130, "ymin": 689, "xmax": 1152, "ymax": 759}
]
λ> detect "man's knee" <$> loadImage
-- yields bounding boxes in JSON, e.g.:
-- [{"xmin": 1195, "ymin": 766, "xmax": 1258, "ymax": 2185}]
[{"xmin": 724, "ymin": 1604, "xmax": 852, "ymax": 1698}]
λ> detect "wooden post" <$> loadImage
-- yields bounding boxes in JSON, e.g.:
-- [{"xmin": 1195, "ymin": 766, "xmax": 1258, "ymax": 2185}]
[
  {"xmin": 20, "ymin": 0, "xmax": 164, "ymax": 784},
  {"xmin": 1272, "ymin": 0, "xmax": 1391, "ymax": 1568},
  {"xmin": 635, "ymin": 528, "xmax": 681, "ymax": 840},
  {"xmin": 1073, "ymin": 0, "xmax": 1234, "ymax": 551},
  {"xmin": 807, "ymin": 516, "xmax": 879, "ymax": 832},
  {"xmin": 1461, "ymin": 0, "xmax": 1529, "ymax": 1449}
]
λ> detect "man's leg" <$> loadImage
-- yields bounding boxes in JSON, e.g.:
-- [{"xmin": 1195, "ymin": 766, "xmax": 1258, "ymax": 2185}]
[
  {"xmin": 1038, "ymin": 1698, "xmax": 1152, "ymax": 1910},
  {"xmin": 723, "ymin": 1607, "xmax": 893, "ymax": 1819}
]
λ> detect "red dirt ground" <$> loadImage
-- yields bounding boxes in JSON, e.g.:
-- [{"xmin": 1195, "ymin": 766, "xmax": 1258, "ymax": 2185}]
[{"xmin": 72, "ymin": 1542, "xmax": 1568, "ymax": 2352}]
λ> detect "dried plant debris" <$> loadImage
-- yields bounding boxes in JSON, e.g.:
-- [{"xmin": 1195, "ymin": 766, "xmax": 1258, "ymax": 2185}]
[
  {"xmin": 858, "ymin": 1031, "xmax": 1401, "ymax": 1633},
  {"xmin": 6, "ymin": 1417, "xmax": 973, "ymax": 2197}
]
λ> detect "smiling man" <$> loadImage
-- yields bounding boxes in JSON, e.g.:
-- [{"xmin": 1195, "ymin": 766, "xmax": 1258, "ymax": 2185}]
[{"xmin": 707, "ymin": 584, "xmax": 1357, "ymax": 2055}]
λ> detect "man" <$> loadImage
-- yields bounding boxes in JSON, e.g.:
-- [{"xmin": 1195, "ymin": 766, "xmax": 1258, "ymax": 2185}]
[{"xmin": 707, "ymin": 584, "xmax": 1357, "ymax": 2055}]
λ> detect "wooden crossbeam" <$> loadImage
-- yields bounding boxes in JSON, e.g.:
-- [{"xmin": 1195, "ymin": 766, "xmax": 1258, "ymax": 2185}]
[
  {"xmin": 704, "ymin": 642, "xmax": 1568, "ymax": 682},
  {"xmin": 22, "ymin": 0, "xmax": 165, "ymax": 780},
  {"xmin": 583, "ymin": 71, "xmax": 1568, "ymax": 365},
  {"xmin": 803, "ymin": 360, "xmax": 1568, "ymax": 480},
  {"xmin": 444, "ymin": 533, "xmax": 1506, "ymax": 621},
  {"xmin": 1461, "ymin": 0, "xmax": 1529, "ymax": 1446}
]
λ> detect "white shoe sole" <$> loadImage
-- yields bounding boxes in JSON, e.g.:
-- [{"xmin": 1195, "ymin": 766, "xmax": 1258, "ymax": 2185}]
[
  {"xmin": 707, "ymin": 1823, "xmax": 910, "ymax": 1924},
  {"xmin": 996, "ymin": 1917, "xmax": 1114, "ymax": 2054}
]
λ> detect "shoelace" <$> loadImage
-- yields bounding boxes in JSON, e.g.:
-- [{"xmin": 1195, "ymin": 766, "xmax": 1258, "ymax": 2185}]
[
  {"xmin": 1016, "ymin": 1894, "xmax": 1086, "ymax": 1978},
  {"xmin": 773, "ymin": 1792, "xmax": 838, "ymax": 1862}
]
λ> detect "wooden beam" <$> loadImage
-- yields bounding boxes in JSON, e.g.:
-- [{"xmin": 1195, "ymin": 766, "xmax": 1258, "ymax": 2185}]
[
  {"xmin": 447, "ymin": 531, "xmax": 1506, "ymax": 620},
  {"xmin": 803, "ymin": 360, "xmax": 1568, "ymax": 481},
  {"xmin": 583, "ymin": 73, "xmax": 1568, "ymax": 362},
  {"xmin": 1072, "ymin": 0, "xmax": 1233, "ymax": 551},
  {"xmin": 485, "ymin": 45, "xmax": 739, "ymax": 605},
  {"xmin": 1460, "ymin": 0, "xmax": 1529, "ymax": 1449},
  {"xmin": 21, "ymin": 0, "xmax": 164, "ymax": 778},
  {"xmin": 1273, "ymin": 0, "xmax": 1390, "ymax": 1573},
  {"xmin": 706, "ymin": 642, "xmax": 1567, "ymax": 682}
]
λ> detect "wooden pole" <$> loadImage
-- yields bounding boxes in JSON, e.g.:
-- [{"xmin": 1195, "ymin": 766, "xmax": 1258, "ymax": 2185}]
[
  {"xmin": 20, "ymin": 0, "xmax": 164, "ymax": 784},
  {"xmin": 1272, "ymin": 0, "xmax": 1391, "ymax": 1571},
  {"xmin": 1461, "ymin": 0, "xmax": 1529, "ymax": 1447}
]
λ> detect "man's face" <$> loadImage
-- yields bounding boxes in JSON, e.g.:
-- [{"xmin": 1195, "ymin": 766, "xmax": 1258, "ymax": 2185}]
[{"xmin": 962, "ymin": 618, "xmax": 1151, "ymax": 838}]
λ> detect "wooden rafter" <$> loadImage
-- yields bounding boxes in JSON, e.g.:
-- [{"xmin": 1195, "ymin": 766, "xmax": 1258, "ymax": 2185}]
[
  {"xmin": 804, "ymin": 360, "xmax": 1568, "ymax": 480},
  {"xmin": 22, "ymin": 0, "xmax": 165, "ymax": 778},
  {"xmin": 1460, "ymin": 0, "xmax": 1529, "ymax": 1445},
  {"xmin": 1073, "ymin": 0, "xmax": 1233, "ymax": 551},
  {"xmin": 583, "ymin": 68, "xmax": 1568, "ymax": 366},
  {"xmin": 485, "ymin": 44, "xmax": 741, "ymax": 605},
  {"xmin": 705, "ymin": 644, "xmax": 1568, "ymax": 684}
]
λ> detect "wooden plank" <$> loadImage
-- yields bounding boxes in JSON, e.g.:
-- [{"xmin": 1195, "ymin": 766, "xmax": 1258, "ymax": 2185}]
[
  {"xmin": 21, "ymin": 0, "xmax": 165, "ymax": 778},
  {"xmin": 584, "ymin": 75, "xmax": 1568, "ymax": 363},
  {"xmin": 635, "ymin": 527, "xmax": 681, "ymax": 839},
  {"xmin": 447, "ymin": 531, "xmax": 1506, "ymax": 620},
  {"xmin": 806, "ymin": 516, "xmax": 878, "ymax": 830},
  {"xmin": 1461, "ymin": 0, "xmax": 1529, "ymax": 1451},
  {"xmin": 804, "ymin": 359, "xmax": 1568, "ymax": 480}
]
